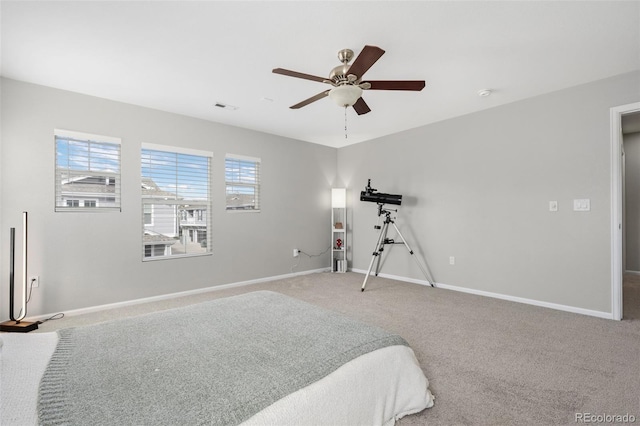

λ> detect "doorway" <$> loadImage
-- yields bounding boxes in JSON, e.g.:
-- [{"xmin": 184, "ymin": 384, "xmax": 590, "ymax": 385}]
[{"xmin": 611, "ymin": 102, "xmax": 640, "ymax": 320}]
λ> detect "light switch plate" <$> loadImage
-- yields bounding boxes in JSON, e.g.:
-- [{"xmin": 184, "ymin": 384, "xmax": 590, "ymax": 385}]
[
  {"xmin": 573, "ymin": 199, "xmax": 590, "ymax": 211},
  {"xmin": 549, "ymin": 201, "xmax": 558, "ymax": 212}
]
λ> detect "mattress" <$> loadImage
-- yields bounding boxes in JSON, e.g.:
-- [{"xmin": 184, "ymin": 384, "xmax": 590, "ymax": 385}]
[{"xmin": 1, "ymin": 292, "xmax": 434, "ymax": 425}]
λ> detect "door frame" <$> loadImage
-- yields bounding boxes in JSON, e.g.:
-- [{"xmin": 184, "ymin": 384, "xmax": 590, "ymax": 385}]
[{"xmin": 611, "ymin": 102, "xmax": 640, "ymax": 320}]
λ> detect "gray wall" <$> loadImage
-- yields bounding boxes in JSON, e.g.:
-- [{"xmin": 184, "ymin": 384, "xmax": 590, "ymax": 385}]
[
  {"xmin": 3, "ymin": 72, "xmax": 639, "ymax": 319},
  {"xmin": 0, "ymin": 78, "xmax": 337, "ymax": 318},
  {"xmin": 338, "ymin": 71, "xmax": 640, "ymax": 314},
  {"xmin": 624, "ymin": 132, "xmax": 640, "ymax": 271}
]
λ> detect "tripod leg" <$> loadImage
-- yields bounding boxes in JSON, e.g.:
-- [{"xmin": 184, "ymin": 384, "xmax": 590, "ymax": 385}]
[
  {"xmin": 373, "ymin": 222, "xmax": 389, "ymax": 277},
  {"xmin": 361, "ymin": 222, "xmax": 388, "ymax": 292},
  {"xmin": 391, "ymin": 222, "xmax": 436, "ymax": 287}
]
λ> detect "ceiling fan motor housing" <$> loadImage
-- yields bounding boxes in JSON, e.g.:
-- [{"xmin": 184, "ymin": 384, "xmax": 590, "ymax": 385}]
[
  {"xmin": 330, "ymin": 49, "xmax": 359, "ymax": 85},
  {"xmin": 330, "ymin": 64, "xmax": 355, "ymax": 85}
]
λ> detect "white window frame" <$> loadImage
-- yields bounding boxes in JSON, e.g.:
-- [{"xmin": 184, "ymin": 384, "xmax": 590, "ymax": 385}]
[
  {"xmin": 55, "ymin": 129, "xmax": 122, "ymax": 212},
  {"xmin": 141, "ymin": 143, "xmax": 213, "ymax": 261},
  {"xmin": 225, "ymin": 154, "xmax": 261, "ymax": 212}
]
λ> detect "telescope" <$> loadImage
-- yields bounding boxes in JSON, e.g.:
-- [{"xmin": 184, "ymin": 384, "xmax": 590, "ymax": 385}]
[
  {"xmin": 359, "ymin": 179, "xmax": 434, "ymax": 291},
  {"xmin": 360, "ymin": 179, "xmax": 402, "ymax": 206}
]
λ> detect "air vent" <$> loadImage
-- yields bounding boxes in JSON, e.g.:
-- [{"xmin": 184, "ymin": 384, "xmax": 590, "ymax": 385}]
[{"xmin": 214, "ymin": 102, "xmax": 238, "ymax": 111}]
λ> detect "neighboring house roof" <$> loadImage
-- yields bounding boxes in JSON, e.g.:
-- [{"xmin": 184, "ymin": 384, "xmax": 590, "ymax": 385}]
[
  {"xmin": 143, "ymin": 231, "xmax": 177, "ymax": 245},
  {"xmin": 141, "ymin": 177, "xmax": 178, "ymax": 199},
  {"xmin": 227, "ymin": 193, "xmax": 255, "ymax": 209},
  {"xmin": 60, "ymin": 175, "xmax": 178, "ymax": 199},
  {"xmin": 61, "ymin": 176, "xmax": 115, "ymax": 194}
]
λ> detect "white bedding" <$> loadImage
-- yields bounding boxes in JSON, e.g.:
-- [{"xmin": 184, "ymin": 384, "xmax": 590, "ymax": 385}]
[{"xmin": 1, "ymin": 333, "xmax": 433, "ymax": 425}]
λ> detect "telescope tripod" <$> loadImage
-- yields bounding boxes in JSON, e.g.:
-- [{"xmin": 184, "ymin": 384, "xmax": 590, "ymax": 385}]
[{"xmin": 361, "ymin": 206, "xmax": 435, "ymax": 291}]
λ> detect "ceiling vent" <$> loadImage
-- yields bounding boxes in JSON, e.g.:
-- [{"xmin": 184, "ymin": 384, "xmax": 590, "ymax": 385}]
[{"xmin": 214, "ymin": 102, "xmax": 238, "ymax": 111}]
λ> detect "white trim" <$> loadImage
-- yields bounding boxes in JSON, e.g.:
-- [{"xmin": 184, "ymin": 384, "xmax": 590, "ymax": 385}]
[
  {"xmin": 142, "ymin": 142, "xmax": 213, "ymax": 158},
  {"xmin": 610, "ymin": 102, "xmax": 640, "ymax": 321},
  {"xmin": 54, "ymin": 128, "xmax": 121, "ymax": 145},
  {"xmin": 351, "ymin": 269, "xmax": 613, "ymax": 320},
  {"xmin": 27, "ymin": 268, "xmax": 329, "ymax": 322}
]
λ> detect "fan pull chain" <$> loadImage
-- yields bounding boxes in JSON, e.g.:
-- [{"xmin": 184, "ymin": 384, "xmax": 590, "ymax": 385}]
[{"xmin": 344, "ymin": 107, "xmax": 348, "ymax": 139}]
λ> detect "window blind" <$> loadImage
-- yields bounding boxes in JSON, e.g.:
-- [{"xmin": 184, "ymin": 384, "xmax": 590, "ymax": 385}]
[
  {"xmin": 225, "ymin": 155, "xmax": 261, "ymax": 211},
  {"xmin": 54, "ymin": 129, "xmax": 121, "ymax": 212},
  {"xmin": 141, "ymin": 144, "xmax": 212, "ymax": 260}
]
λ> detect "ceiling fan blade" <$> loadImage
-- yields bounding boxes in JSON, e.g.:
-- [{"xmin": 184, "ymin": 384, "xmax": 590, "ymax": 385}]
[
  {"xmin": 347, "ymin": 45, "xmax": 385, "ymax": 80},
  {"xmin": 290, "ymin": 90, "xmax": 330, "ymax": 109},
  {"xmin": 366, "ymin": 80, "xmax": 426, "ymax": 91},
  {"xmin": 352, "ymin": 97, "xmax": 371, "ymax": 115},
  {"xmin": 273, "ymin": 68, "xmax": 328, "ymax": 83}
]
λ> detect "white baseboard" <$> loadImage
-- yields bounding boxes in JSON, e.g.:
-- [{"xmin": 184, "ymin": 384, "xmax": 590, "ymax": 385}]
[
  {"xmin": 31, "ymin": 268, "xmax": 329, "ymax": 322},
  {"xmin": 351, "ymin": 269, "xmax": 613, "ymax": 320}
]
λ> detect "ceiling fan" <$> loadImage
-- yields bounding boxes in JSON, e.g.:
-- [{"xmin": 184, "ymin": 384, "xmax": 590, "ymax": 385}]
[{"xmin": 272, "ymin": 45, "xmax": 425, "ymax": 115}]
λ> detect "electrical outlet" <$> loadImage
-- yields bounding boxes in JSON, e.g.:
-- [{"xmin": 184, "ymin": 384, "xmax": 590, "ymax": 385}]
[
  {"xmin": 293, "ymin": 249, "xmax": 300, "ymax": 257},
  {"xmin": 449, "ymin": 256, "xmax": 455, "ymax": 265},
  {"xmin": 30, "ymin": 276, "xmax": 40, "ymax": 288}
]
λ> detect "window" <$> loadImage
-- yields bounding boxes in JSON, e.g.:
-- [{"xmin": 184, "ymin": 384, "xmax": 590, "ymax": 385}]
[
  {"xmin": 141, "ymin": 144, "xmax": 212, "ymax": 260},
  {"xmin": 225, "ymin": 155, "xmax": 261, "ymax": 211},
  {"xmin": 55, "ymin": 129, "xmax": 121, "ymax": 212},
  {"xmin": 143, "ymin": 204, "xmax": 153, "ymax": 225}
]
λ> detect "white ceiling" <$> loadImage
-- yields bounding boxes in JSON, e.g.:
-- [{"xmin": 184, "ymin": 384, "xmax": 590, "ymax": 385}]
[{"xmin": 1, "ymin": 1, "xmax": 638, "ymax": 148}]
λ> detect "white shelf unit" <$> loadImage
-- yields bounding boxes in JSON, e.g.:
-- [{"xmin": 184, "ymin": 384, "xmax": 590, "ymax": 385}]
[{"xmin": 331, "ymin": 188, "xmax": 347, "ymax": 273}]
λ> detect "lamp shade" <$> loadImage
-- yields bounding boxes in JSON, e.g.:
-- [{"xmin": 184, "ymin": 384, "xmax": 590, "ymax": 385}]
[
  {"xmin": 332, "ymin": 188, "xmax": 346, "ymax": 208},
  {"xmin": 328, "ymin": 85, "xmax": 363, "ymax": 107}
]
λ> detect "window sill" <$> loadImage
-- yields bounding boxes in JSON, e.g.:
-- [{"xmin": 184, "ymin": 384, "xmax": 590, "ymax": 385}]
[
  {"xmin": 142, "ymin": 252, "xmax": 213, "ymax": 262},
  {"xmin": 55, "ymin": 207, "xmax": 121, "ymax": 213}
]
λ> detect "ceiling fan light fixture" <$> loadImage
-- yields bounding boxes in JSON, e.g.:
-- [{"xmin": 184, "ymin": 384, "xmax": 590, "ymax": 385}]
[{"xmin": 328, "ymin": 85, "xmax": 363, "ymax": 107}]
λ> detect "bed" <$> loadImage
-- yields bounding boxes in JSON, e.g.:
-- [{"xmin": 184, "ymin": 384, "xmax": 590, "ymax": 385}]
[{"xmin": 1, "ymin": 291, "xmax": 434, "ymax": 425}]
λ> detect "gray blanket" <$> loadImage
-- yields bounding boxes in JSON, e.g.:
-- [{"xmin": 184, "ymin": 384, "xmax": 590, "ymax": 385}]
[{"xmin": 38, "ymin": 291, "xmax": 408, "ymax": 425}]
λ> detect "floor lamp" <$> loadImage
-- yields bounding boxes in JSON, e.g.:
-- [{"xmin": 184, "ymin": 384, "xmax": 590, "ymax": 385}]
[{"xmin": 1, "ymin": 212, "xmax": 38, "ymax": 332}]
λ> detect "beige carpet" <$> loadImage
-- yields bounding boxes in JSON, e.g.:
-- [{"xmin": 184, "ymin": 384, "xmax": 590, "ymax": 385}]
[{"xmin": 36, "ymin": 272, "xmax": 640, "ymax": 425}]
